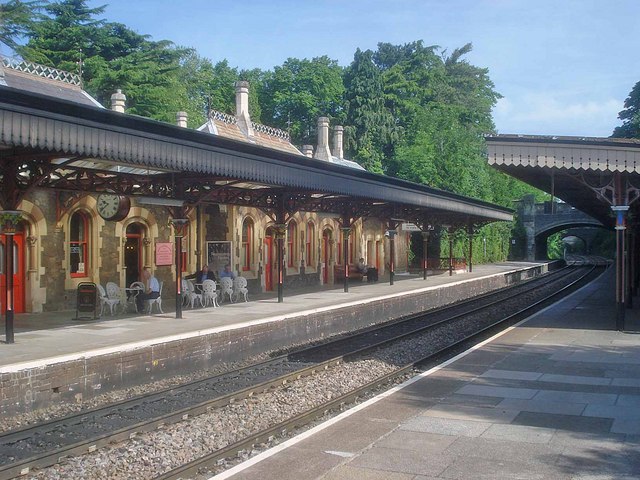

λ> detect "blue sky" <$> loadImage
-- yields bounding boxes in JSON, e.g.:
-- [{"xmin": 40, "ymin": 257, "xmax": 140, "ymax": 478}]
[{"xmin": 85, "ymin": 0, "xmax": 639, "ymax": 137}]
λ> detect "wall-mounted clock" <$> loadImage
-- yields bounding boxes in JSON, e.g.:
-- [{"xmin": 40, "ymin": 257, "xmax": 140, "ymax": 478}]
[{"xmin": 96, "ymin": 194, "xmax": 130, "ymax": 221}]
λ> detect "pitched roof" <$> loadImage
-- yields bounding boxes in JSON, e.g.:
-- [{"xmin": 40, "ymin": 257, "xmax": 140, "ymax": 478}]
[
  {"xmin": 1, "ymin": 56, "xmax": 102, "ymax": 108},
  {"xmin": 198, "ymin": 110, "xmax": 301, "ymax": 155}
]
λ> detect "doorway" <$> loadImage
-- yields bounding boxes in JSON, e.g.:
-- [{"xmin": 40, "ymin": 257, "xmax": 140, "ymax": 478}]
[
  {"xmin": 1, "ymin": 231, "xmax": 25, "ymax": 313},
  {"xmin": 124, "ymin": 222, "xmax": 144, "ymax": 287}
]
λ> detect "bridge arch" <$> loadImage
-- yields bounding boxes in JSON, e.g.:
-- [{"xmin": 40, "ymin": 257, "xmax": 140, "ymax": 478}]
[{"xmin": 516, "ymin": 195, "xmax": 606, "ymax": 260}]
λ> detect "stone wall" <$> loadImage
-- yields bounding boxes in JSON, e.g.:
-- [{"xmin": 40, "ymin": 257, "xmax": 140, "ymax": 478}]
[{"xmin": 0, "ymin": 263, "xmax": 547, "ymax": 416}]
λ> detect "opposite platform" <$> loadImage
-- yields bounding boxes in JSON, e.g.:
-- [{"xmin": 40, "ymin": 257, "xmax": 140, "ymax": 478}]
[
  {"xmin": 1, "ymin": 262, "xmax": 547, "ymax": 415},
  {"xmin": 218, "ymin": 266, "xmax": 640, "ymax": 480}
]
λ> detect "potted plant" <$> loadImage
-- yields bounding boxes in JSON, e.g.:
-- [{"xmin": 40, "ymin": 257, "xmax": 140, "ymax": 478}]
[{"xmin": 0, "ymin": 210, "xmax": 22, "ymax": 234}]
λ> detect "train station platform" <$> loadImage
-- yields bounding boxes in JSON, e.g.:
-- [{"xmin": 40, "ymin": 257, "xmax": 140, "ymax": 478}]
[
  {"xmin": 1, "ymin": 261, "xmax": 549, "ymax": 415},
  {"xmin": 216, "ymin": 266, "xmax": 640, "ymax": 480}
]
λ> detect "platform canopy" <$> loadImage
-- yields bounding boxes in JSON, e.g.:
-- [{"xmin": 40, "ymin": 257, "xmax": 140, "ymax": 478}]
[
  {"xmin": 0, "ymin": 86, "xmax": 511, "ymax": 227},
  {"xmin": 486, "ymin": 134, "xmax": 640, "ymax": 228}
]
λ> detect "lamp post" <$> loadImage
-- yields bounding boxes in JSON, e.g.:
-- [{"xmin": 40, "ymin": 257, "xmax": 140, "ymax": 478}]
[
  {"xmin": 274, "ymin": 224, "xmax": 287, "ymax": 303},
  {"xmin": 340, "ymin": 227, "xmax": 351, "ymax": 292},
  {"xmin": 612, "ymin": 205, "xmax": 629, "ymax": 331},
  {"xmin": 170, "ymin": 218, "xmax": 189, "ymax": 319},
  {"xmin": 422, "ymin": 231, "xmax": 430, "ymax": 280},
  {"xmin": 387, "ymin": 228, "xmax": 397, "ymax": 285}
]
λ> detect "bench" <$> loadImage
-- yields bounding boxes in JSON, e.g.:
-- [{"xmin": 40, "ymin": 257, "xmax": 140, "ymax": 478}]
[{"xmin": 334, "ymin": 264, "xmax": 364, "ymax": 283}]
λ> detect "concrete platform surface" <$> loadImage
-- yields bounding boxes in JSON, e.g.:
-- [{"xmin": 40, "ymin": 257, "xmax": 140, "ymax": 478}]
[
  {"xmin": 214, "ymin": 266, "xmax": 640, "ymax": 480},
  {"xmin": 1, "ymin": 262, "xmax": 544, "ymax": 370}
]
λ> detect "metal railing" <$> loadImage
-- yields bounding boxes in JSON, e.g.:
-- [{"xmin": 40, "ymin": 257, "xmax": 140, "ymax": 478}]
[{"xmin": 1, "ymin": 55, "xmax": 81, "ymax": 86}]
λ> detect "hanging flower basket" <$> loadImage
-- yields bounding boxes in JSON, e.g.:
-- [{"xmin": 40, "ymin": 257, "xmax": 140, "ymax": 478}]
[{"xmin": 0, "ymin": 210, "xmax": 22, "ymax": 235}]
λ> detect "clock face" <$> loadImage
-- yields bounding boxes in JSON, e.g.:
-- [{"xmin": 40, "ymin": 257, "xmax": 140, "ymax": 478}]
[{"xmin": 97, "ymin": 194, "xmax": 130, "ymax": 221}]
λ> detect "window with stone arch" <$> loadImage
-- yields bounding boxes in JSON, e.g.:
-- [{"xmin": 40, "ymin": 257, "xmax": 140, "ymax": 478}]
[
  {"xmin": 306, "ymin": 220, "xmax": 315, "ymax": 267},
  {"xmin": 287, "ymin": 220, "xmax": 297, "ymax": 267},
  {"xmin": 241, "ymin": 217, "xmax": 254, "ymax": 271},
  {"xmin": 70, "ymin": 210, "xmax": 90, "ymax": 278}
]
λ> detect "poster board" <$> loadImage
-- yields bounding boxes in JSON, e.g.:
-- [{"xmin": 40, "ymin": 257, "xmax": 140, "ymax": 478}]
[
  {"xmin": 155, "ymin": 242, "xmax": 174, "ymax": 266},
  {"xmin": 207, "ymin": 241, "xmax": 232, "ymax": 275},
  {"xmin": 75, "ymin": 282, "xmax": 97, "ymax": 320}
]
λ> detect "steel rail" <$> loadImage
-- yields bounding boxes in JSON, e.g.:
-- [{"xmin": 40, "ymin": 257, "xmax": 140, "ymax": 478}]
[{"xmin": 155, "ymin": 265, "xmax": 599, "ymax": 480}]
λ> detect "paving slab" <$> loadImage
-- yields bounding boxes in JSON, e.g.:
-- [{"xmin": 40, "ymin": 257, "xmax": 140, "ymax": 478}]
[
  {"xmin": 348, "ymin": 446, "xmax": 454, "ymax": 477},
  {"xmin": 511, "ymin": 411, "xmax": 614, "ymax": 434}
]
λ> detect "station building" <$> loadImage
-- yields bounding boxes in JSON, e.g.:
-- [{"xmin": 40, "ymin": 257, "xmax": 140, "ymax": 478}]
[{"xmin": 0, "ymin": 55, "xmax": 512, "ymax": 316}]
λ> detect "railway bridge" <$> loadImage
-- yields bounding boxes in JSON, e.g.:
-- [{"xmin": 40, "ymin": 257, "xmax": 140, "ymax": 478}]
[{"xmin": 516, "ymin": 194, "xmax": 605, "ymax": 260}]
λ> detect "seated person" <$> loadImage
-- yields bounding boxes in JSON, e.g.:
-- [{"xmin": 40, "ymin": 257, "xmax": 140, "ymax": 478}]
[
  {"xmin": 357, "ymin": 257, "xmax": 378, "ymax": 282},
  {"xmin": 219, "ymin": 263, "xmax": 236, "ymax": 280},
  {"xmin": 136, "ymin": 267, "xmax": 160, "ymax": 312},
  {"xmin": 357, "ymin": 258, "xmax": 368, "ymax": 276},
  {"xmin": 185, "ymin": 264, "xmax": 217, "ymax": 293}
]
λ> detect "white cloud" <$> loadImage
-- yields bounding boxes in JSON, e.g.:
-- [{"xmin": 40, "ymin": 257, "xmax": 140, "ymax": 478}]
[{"xmin": 493, "ymin": 92, "xmax": 624, "ymax": 137}]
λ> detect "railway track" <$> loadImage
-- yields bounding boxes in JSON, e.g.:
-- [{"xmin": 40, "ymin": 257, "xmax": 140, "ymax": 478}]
[{"xmin": 0, "ymin": 265, "xmax": 600, "ymax": 479}]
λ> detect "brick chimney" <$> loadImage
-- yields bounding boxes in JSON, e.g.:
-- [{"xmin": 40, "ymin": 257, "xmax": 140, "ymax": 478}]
[
  {"xmin": 302, "ymin": 145, "xmax": 314, "ymax": 158},
  {"xmin": 176, "ymin": 111, "xmax": 188, "ymax": 128},
  {"xmin": 235, "ymin": 81, "xmax": 254, "ymax": 136},
  {"xmin": 110, "ymin": 89, "xmax": 126, "ymax": 113},
  {"xmin": 314, "ymin": 117, "xmax": 332, "ymax": 161},
  {"xmin": 333, "ymin": 125, "xmax": 344, "ymax": 159}
]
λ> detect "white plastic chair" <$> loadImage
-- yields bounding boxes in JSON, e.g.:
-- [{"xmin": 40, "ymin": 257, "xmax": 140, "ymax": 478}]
[
  {"xmin": 232, "ymin": 276, "xmax": 249, "ymax": 302},
  {"xmin": 105, "ymin": 282, "xmax": 124, "ymax": 314},
  {"xmin": 219, "ymin": 277, "xmax": 234, "ymax": 303},
  {"xmin": 181, "ymin": 279, "xmax": 191, "ymax": 307},
  {"xmin": 97, "ymin": 284, "xmax": 120, "ymax": 316},
  {"xmin": 201, "ymin": 279, "xmax": 219, "ymax": 308},
  {"xmin": 147, "ymin": 281, "xmax": 163, "ymax": 314},
  {"xmin": 182, "ymin": 279, "xmax": 203, "ymax": 308},
  {"xmin": 127, "ymin": 281, "xmax": 144, "ymax": 312}
]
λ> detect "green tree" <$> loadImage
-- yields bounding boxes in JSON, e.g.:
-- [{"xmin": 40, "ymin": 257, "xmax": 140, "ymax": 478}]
[
  {"xmin": 88, "ymin": 38, "xmax": 191, "ymax": 122},
  {"xmin": 612, "ymin": 80, "xmax": 640, "ymax": 138},
  {"xmin": 177, "ymin": 53, "xmax": 239, "ymax": 127},
  {"xmin": 0, "ymin": 0, "xmax": 44, "ymax": 52},
  {"xmin": 343, "ymin": 48, "xmax": 399, "ymax": 173},
  {"xmin": 547, "ymin": 232, "xmax": 565, "ymax": 260},
  {"xmin": 13, "ymin": 0, "xmax": 192, "ymax": 122},
  {"xmin": 15, "ymin": 0, "xmax": 105, "ymax": 69},
  {"xmin": 259, "ymin": 56, "xmax": 344, "ymax": 145}
]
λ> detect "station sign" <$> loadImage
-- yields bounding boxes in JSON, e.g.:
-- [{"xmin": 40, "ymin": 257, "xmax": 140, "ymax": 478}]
[{"xmin": 401, "ymin": 223, "xmax": 421, "ymax": 232}]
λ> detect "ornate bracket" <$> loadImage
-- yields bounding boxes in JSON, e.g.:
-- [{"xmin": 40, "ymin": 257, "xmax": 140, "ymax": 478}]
[
  {"xmin": 570, "ymin": 172, "xmax": 640, "ymax": 207},
  {"xmin": 170, "ymin": 218, "xmax": 189, "ymax": 237}
]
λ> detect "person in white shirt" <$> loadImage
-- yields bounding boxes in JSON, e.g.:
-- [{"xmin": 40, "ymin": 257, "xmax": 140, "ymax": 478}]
[{"xmin": 136, "ymin": 267, "xmax": 160, "ymax": 312}]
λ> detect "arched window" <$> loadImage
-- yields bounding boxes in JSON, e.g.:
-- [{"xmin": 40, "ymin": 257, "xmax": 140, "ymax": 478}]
[
  {"xmin": 306, "ymin": 221, "xmax": 315, "ymax": 267},
  {"xmin": 70, "ymin": 211, "xmax": 89, "ymax": 277},
  {"xmin": 241, "ymin": 217, "xmax": 253, "ymax": 271},
  {"xmin": 287, "ymin": 220, "xmax": 297, "ymax": 267}
]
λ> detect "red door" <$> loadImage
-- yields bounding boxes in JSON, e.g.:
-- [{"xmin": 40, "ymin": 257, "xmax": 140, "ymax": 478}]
[
  {"xmin": 1, "ymin": 233, "xmax": 25, "ymax": 313},
  {"xmin": 264, "ymin": 236, "xmax": 273, "ymax": 291}
]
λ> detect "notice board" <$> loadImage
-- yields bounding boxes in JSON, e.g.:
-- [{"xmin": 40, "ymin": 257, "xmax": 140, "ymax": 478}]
[
  {"xmin": 207, "ymin": 241, "xmax": 232, "ymax": 275},
  {"xmin": 155, "ymin": 242, "xmax": 174, "ymax": 266}
]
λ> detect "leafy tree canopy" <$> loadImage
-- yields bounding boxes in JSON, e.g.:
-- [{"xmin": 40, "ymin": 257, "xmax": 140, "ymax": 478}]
[
  {"xmin": 259, "ymin": 56, "xmax": 344, "ymax": 145},
  {"xmin": 612, "ymin": 80, "xmax": 640, "ymax": 138},
  {"xmin": 0, "ymin": 0, "xmax": 44, "ymax": 51}
]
